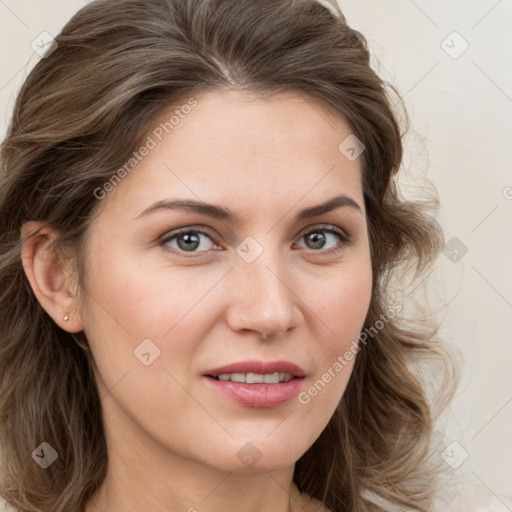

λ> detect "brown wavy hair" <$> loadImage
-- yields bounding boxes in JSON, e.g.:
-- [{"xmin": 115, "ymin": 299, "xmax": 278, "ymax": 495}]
[{"xmin": 0, "ymin": 0, "xmax": 458, "ymax": 510}]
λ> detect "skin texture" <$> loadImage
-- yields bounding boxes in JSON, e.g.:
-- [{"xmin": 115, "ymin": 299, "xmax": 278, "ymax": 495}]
[{"xmin": 21, "ymin": 90, "xmax": 373, "ymax": 512}]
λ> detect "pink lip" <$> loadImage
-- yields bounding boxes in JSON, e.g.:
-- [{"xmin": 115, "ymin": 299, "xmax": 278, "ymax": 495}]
[
  {"xmin": 204, "ymin": 360, "xmax": 306, "ymax": 378},
  {"xmin": 203, "ymin": 360, "xmax": 306, "ymax": 409}
]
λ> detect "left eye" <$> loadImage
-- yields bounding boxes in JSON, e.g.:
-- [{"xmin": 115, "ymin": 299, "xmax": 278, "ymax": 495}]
[
  {"xmin": 295, "ymin": 227, "xmax": 349, "ymax": 252},
  {"xmin": 160, "ymin": 226, "xmax": 349, "ymax": 256}
]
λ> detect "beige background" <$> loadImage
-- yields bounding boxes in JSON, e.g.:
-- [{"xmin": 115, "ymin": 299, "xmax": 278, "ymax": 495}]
[{"xmin": 0, "ymin": 1, "xmax": 511, "ymax": 510}]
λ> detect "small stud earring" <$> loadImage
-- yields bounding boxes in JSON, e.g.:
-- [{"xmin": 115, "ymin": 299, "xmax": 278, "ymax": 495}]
[{"xmin": 64, "ymin": 315, "xmax": 69, "ymax": 321}]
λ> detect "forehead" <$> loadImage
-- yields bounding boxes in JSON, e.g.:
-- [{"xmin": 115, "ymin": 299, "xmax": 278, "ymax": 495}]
[
  {"xmin": 103, "ymin": 90, "xmax": 364, "ymax": 217},
  {"xmin": 161, "ymin": 89, "xmax": 355, "ymax": 160}
]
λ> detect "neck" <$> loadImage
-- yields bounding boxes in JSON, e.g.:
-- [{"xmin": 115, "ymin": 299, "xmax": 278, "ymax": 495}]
[{"xmin": 84, "ymin": 446, "xmax": 306, "ymax": 512}]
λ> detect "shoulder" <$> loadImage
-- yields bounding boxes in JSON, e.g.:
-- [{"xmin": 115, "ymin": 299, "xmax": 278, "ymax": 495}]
[{"xmin": 0, "ymin": 498, "xmax": 17, "ymax": 512}]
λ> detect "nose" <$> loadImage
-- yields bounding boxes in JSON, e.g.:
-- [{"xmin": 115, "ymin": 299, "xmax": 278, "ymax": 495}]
[{"xmin": 225, "ymin": 248, "xmax": 303, "ymax": 340}]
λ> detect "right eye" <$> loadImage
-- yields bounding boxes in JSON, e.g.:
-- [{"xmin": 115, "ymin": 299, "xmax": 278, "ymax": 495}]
[
  {"xmin": 160, "ymin": 228, "xmax": 220, "ymax": 256},
  {"xmin": 160, "ymin": 229, "xmax": 215, "ymax": 253}
]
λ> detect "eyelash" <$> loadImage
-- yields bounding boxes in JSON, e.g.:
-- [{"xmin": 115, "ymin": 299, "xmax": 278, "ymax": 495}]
[{"xmin": 159, "ymin": 224, "xmax": 351, "ymax": 258}]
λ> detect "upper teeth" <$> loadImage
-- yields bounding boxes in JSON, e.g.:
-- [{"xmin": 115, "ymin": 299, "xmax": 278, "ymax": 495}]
[{"xmin": 216, "ymin": 372, "xmax": 292, "ymax": 383}]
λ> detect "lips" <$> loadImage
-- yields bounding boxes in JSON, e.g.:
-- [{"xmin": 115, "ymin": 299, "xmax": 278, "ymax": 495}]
[
  {"xmin": 203, "ymin": 360, "xmax": 306, "ymax": 408},
  {"xmin": 204, "ymin": 360, "xmax": 306, "ymax": 378}
]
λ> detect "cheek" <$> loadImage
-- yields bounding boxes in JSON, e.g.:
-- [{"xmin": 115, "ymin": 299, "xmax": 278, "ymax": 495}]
[
  {"xmin": 314, "ymin": 262, "xmax": 372, "ymax": 349},
  {"xmin": 80, "ymin": 249, "xmax": 227, "ymax": 396},
  {"xmin": 84, "ymin": 241, "xmax": 217, "ymax": 336},
  {"xmin": 302, "ymin": 261, "xmax": 372, "ymax": 402}
]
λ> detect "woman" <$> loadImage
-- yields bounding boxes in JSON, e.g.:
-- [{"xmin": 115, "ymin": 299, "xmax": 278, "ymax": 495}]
[{"xmin": 0, "ymin": 0, "xmax": 457, "ymax": 511}]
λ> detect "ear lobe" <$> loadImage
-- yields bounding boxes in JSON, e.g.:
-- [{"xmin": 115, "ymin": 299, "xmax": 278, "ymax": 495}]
[{"xmin": 20, "ymin": 221, "xmax": 84, "ymax": 333}]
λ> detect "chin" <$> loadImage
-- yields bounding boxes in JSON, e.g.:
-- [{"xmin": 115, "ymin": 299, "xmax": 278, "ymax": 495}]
[{"xmin": 205, "ymin": 435, "xmax": 311, "ymax": 473}]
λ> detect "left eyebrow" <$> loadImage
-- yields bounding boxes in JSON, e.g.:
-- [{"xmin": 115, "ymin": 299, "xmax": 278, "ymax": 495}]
[
  {"xmin": 296, "ymin": 194, "xmax": 362, "ymax": 220},
  {"xmin": 134, "ymin": 193, "xmax": 362, "ymax": 223}
]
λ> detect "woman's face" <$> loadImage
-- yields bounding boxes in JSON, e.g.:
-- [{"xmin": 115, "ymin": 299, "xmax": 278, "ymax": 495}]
[{"xmin": 79, "ymin": 90, "xmax": 372, "ymax": 473}]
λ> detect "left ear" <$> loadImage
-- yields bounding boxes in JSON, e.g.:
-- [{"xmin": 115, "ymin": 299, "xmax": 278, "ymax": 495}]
[{"xmin": 20, "ymin": 220, "xmax": 85, "ymax": 333}]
